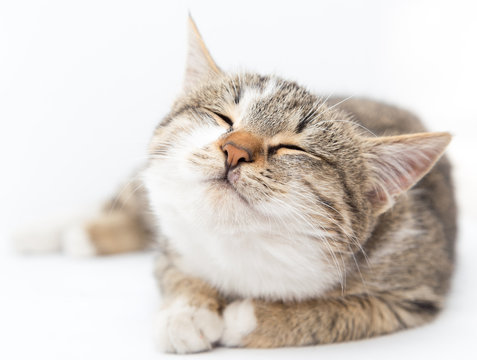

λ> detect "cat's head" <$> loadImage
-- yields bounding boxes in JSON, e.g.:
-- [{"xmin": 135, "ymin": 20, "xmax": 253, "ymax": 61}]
[{"xmin": 143, "ymin": 17, "xmax": 450, "ymax": 254}]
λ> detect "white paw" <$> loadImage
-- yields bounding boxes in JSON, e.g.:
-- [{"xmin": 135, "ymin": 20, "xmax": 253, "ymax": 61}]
[
  {"xmin": 154, "ymin": 298, "xmax": 224, "ymax": 354},
  {"xmin": 220, "ymin": 299, "xmax": 257, "ymax": 347},
  {"xmin": 62, "ymin": 225, "xmax": 97, "ymax": 257},
  {"xmin": 13, "ymin": 224, "xmax": 62, "ymax": 254},
  {"xmin": 13, "ymin": 206, "xmax": 100, "ymax": 256}
]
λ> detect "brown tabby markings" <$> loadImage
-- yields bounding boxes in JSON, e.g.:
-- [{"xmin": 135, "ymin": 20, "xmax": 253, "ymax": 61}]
[
  {"xmin": 81, "ymin": 17, "xmax": 456, "ymax": 351},
  {"xmin": 85, "ymin": 177, "xmax": 155, "ymax": 255},
  {"xmin": 241, "ymin": 289, "xmax": 440, "ymax": 348},
  {"xmin": 155, "ymin": 255, "xmax": 226, "ymax": 313}
]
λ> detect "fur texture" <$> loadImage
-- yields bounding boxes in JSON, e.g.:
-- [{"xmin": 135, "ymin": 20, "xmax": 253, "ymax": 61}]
[{"xmin": 18, "ymin": 17, "xmax": 457, "ymax": 353}]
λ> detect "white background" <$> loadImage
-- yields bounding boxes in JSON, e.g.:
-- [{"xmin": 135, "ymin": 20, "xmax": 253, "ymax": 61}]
[{"xmin": 1, "ymin": 1, "xmax": 476, "ymax": 359}]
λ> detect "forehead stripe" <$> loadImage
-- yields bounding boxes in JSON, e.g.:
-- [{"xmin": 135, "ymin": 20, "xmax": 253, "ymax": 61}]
[
  {"xmin": 296, "ymin": 111, "xmax": 316, "ymax": 133},
  {"xmin": 234, "ymin": 86, "xmax": 242, "ymax": 104}
]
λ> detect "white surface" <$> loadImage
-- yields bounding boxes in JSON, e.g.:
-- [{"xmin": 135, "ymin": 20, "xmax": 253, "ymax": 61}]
[{"xmin": 1, "ymin": 0, "xmax": 476, "ymax": 359}]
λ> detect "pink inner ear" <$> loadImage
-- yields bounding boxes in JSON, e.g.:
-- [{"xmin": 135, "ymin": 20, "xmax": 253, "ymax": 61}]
[
  {"xmin": 387, "ymin": 147, "xmax": 433, "ymax": 195},
  {"xmin": 365, "ymin": 132, "xmax": 451, "ymax": 212}
]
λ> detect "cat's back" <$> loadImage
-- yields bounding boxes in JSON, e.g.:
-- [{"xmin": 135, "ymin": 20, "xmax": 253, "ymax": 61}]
[{"xmin": 327, "ymin": 97, "xmax": 426, "ymax": 135}]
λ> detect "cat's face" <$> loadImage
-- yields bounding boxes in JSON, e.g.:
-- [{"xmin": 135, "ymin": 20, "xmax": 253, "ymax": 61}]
[{"xmin": 146, "ymin": 73, "xmax": 368, "ymax": 253}]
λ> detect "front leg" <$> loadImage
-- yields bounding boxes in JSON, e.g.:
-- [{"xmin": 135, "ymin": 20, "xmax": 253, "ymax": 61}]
[
  {"xmin": 154, "ymin": 255, "xmax": 226, "ymax": 354},
  {"xmin": 221, "ymin": 292, "xmax": 440, "ymax": 348}
]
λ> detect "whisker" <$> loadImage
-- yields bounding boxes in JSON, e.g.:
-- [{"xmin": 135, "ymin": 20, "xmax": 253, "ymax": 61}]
[{"xmin": 316, "ymin": 94, "xmax": 355, "ymax": 118}]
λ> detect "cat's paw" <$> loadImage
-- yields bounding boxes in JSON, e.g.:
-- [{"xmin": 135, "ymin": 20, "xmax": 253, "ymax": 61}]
[
  {"xmin": 13, "ymin": 207, "xmax": 99, "ymax": 257},
  {"xmin": 62, "ymin": 224, "xmax": 97, "ymax": 257},
  {"xmin": 14, "ymin": 221, "xmax": 97, "ymax": 257},
  {"xmin": 220, "ymin": 299, "xmax": 257, "ymax": 347},
  {"xmin": 14, "ymin": 223, "xmax": 63, "ymax": 253},
  {"xmin": 154, "ymin": 298, "xmax": 224, "ymax": 354}
]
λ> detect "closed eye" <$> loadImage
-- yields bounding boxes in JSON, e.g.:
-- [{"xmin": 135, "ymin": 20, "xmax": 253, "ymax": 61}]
[
  {"xmin": 214, "ymin": 112, "xmax": 233, "ymax": 127},
  {"xmin": 209, "ymin": 110, "xmax": 233, "ymax": 128},
  {"xmin": 268, "ymin": 144, "xmax": 306, "ymax": 156},
  {"xmin": 201, "ymin": 108, "xmax": 234, "ymax": 128}
]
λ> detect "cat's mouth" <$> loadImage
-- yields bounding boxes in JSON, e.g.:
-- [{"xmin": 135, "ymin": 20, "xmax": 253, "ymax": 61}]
[{"xmin": 207, "ymin": 177, "xmax": 250, "ymax": 205}]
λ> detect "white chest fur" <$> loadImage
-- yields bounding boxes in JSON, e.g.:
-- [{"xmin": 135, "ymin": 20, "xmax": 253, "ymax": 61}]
[
  {"xmin": 167, "ymin": 217, "xmax": 337, "ymax": 301},
  {"xmin": 145, "ymin": 170, "xmax": 339, "ymax": 301}
]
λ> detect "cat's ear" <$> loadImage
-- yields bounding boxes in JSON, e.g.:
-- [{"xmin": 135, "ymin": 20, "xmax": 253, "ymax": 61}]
[
  {"xmin": 363, "ymin": 132, "xmax": 451, "ymax": 214},
  {"xmin": 183, "ymin": 15, "xmax": 222, "ymax": 92}
]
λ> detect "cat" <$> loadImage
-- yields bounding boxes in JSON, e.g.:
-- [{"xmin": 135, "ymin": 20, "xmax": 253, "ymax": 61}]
[{"xmin": 17, "ymin": 17, "xmax": 457, "ymax": 353}]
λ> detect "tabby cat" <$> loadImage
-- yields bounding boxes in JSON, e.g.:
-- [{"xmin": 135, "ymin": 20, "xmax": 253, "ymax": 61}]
[{"xmin": 18, "ymin": 17, "xmax": 456, "ymax": 353}]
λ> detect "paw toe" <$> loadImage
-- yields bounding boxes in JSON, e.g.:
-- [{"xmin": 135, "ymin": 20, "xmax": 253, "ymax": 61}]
[
  {"xmin": 220, "ymin": 299, "xmax": 257, "ymax": 347},
  {"xmin": 155, "ymin": 299, "xmax": 223, "ymax": 353}
]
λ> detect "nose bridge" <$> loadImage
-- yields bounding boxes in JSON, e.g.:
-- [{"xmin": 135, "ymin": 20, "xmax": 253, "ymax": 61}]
[{"xmin": 219, "ymin": 131, "xmax": 262, "ymax": 167}]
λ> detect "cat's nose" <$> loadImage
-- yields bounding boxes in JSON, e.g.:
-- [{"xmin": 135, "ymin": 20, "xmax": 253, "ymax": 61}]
[
  {"xmin": 222, "ymin": 142, "xmax": 252, "ymax": 168},
  {"xmin": 218, "ymin": 131, "xmax": 262, "ymax": 171}
]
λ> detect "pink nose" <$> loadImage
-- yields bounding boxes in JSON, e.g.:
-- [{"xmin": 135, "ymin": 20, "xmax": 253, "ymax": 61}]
[
  {"xmin": 217, "ymin": 131, "xmax": 262, "ymax": 172},
  {"xmin": 221, "ymin": 142, "xmax": 252, "ymax": 168}
]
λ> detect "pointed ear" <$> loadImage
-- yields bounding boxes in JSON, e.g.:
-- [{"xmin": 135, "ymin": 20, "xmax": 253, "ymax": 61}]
[
  {"xmin": 363, "ymin": 132, "xmax": 451, "ymax": 214},
  {"xmin": 183, "ymin": 15, "xmax": 221, "ymax": 92}
]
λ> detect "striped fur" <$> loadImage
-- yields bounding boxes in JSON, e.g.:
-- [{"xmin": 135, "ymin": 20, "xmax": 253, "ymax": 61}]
[{"xmin": 27, "ymin": 17, "xmax": 456, "ymax": 353}]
